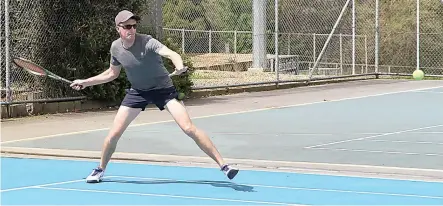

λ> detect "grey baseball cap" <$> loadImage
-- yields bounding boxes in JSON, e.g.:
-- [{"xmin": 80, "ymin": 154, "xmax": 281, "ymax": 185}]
[{"xmin": 114, "ymin": 10, "xmax": 140, "ymax": 26}]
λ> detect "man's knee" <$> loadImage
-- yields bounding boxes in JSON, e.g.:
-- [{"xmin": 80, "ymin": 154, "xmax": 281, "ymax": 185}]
[
  {"xmin": 182, "ymin": 123, "xmax": 197, "ymax": 136},
  {"xmin": 105, "ymin": 132, "xmax": 122, "ymax": 146}
]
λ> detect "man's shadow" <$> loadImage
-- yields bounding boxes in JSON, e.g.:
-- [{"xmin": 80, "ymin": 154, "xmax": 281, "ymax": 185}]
[{"xmin": 102, "ymin": 178, "xmax": 256, "ymax": 192}]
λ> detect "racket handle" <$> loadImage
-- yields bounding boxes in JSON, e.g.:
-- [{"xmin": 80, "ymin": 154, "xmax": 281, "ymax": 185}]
[
  {"xmin": 63, "ymin": 78, "xmax": 84, "ymax": 90},
  {"xmin": 169, "ymin": 66, "xmax": 189, "ymax": 77},
  {"xmin": 59, "ymin": 77, "xmax": 83, "ymax": 89},
  {"xmin": 59, "ymin": 77, "xmax": 73, "ymax": 84}
]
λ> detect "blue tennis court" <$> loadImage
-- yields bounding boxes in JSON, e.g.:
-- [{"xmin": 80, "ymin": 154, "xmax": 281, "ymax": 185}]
[{"xmin": 2, "ymin": 156, "xmax": 443, "ymax": 205}]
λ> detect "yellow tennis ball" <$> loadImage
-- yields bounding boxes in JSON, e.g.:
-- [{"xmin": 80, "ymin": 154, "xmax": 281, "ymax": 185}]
[
  {"xmin": 412, "ymin": 69, "xmax": 424, "ymax": 80},
  {"xmin": 177, "ymin": 92, "xmax": 185, "ymax": 100}
]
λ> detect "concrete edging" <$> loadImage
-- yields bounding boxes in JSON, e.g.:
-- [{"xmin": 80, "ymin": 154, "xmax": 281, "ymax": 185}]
[{"xmin": 2, "ymin": 146, "xmax": 442, "ymax": 182}]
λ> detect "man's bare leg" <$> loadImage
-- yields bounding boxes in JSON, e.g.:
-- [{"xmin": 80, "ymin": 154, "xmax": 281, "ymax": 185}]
[
  {"xmin": 86, "ymin": 106, "xmax": 141, "ymax": 183},
  {"xmin": 165, "ymin": 99, "xmax": 225, "ymax": 166},
  {"xmin": 99, "ymin": 106, "xmax": 142, "ymax": 169},
  {"xmin": 165, "ymin": 99, "xmax": 239, "ymax": 179}
]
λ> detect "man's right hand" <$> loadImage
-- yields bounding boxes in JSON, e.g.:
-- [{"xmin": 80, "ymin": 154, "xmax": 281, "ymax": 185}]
[{"xmin": 70, "ymin": 79, "xmax": 88, "ymax": 90}]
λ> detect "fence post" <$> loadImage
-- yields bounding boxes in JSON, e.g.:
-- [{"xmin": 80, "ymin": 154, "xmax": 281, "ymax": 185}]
[
  {"xmin": 287, "ymin": 33, "xmax": 290, "ymax": 55},
  {"xmin": 209, "ymin": 30, "xmax": 212, "ymax": 53},
  {"xmin": 375, "ymin": 0, "xmax": 380, "ymax": 75},
  {"xmin": 181, "ymin": 28, "xmax": 185, "ymax": 53},
  {"xmin": 5, "ymin": 0, "xmax": 11, "ymax": 102},
  {"xmin": 274, "ymin": 0, "xmax": 279, "ymax": 83},
  {"xmin": 0, "ymin": 0, "xmax": 2, "ymax": 92},
  {"xmin": 365, "ymin": 35, "xmax": 368, "ymax": 73},
  {"xmin": 352, "ymin": 0, "xmax": 356, "ymax": 75},
  {"xmin": 313, "ymin": 33, "xmax": 316, "ymax": 62},
  {"xmin": 234, "ymin": 30, "xmax": 237, "ymax": 55},
  {"xmin": 154, "ymin": 0, "xmax": 163, "ymax": 40},
  {"xmin": 416, "ymin": 0, "xmax": 420, "ymax": 71},
  {"xmin": 340, "ymin": 33, "xmax": 343, "ymax": 75}
]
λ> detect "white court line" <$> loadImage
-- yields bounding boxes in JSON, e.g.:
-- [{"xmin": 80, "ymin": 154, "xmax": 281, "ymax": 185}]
[
  {"xmin": 3, "ymin": 85, "xmax": 443, "ymax": 145},
  {"xmin": 305, "ymin": 124, "xmax": 443, "ymax": 149},
  {"xmin": 127, "ymin": 131, "xmax": 443, "ymax": 136},
  {"xmin": 369, "ymin": 140, "xmax": 443, "ymax": 145},
  {"xmin": 309, "ymin": 147, "xmax": 443, "ymax": 157},
  {"xmin": 0, "ymin": 179, "xmax": 86, "ymax": 192},
  {"xmin": 409, "ymin": 132, "xmax": 443, "ymax": 134},
  {"xmin": 35, "ymin": 186, "xmax": 297, "ymax": 205},
  {"xmin": 411, "ymin": 91, "xmax": 443, "ymax": 94},
  {"xmin": 106, "ymin": 175, "xmax": 443, "ymax": 199},
  {"xmin": 127, "ymin": 131, "xmax": 385, "ymax": 137},
  {"xmin": 0, "ymin": 175, "xmax": 120, "ymax": 193}
]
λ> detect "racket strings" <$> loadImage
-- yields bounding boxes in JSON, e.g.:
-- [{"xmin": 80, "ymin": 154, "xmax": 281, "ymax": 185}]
[{"xmin": 13, "ymin": 59, "xmax": 47, "ymax": 75}]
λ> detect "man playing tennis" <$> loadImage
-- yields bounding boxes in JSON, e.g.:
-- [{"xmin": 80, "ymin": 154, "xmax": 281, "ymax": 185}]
[{"xmin": 70, "ymin": 10, "xmax": 239, "ymax": 183}]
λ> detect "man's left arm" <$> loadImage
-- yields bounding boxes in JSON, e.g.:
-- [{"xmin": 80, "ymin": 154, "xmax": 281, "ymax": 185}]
[
  {"xmin": 157, "ymin": 46, "xmax": 187, "ymax": 75},
  {"xmin": 147, "ymin": 38, "xmax": 187, "ymax": 75}
]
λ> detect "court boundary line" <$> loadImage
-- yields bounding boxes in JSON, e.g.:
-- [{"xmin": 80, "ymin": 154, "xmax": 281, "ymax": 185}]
[
  {"xmin": 305, "ymin": 124, "xmax": 443, "ymax": 149},
  {"xmin": 368, "ymin": 139, "xmax": 443, "ymax": 145},
  {"xmin": 0, "ymin": 178, "xmax": 87, "ymax": 192},
  {"xmin": 105, "ymin": 175, "xmax": 443, "ymax": 199},
  {"xmin": 2, "ymin": 84, "xmax": 443, "ymax": 145},
  {"xmin": 35, "ymin": 186, "xmax": 296, "ymax": 205},
  {"xmin": 2, "ymin": 147, "xmax": 443, "ymax": 182},
  {"xmin": 308, "ymin": 147, "xmax": 443, "ymax": 157},
  {"xmin": 411, "ymin": 91, "xmax": 443, "ymax": 94}
]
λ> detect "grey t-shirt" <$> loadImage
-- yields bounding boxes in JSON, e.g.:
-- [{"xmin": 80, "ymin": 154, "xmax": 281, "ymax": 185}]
[{"xmin": 110, "ymin": 33, "xmax": 173, "ymax": 90}]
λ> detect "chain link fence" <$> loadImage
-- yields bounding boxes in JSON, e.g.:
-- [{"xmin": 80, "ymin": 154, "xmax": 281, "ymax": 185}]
[
  {"xmin": 417, "ymin": 0, "xmax": 443, "ymax": 76},
  {"xmin": 1, "ymin": 0, "xmax": 7, "ymax": 102},
  {"xmin": 1, "ymin": 0, "xmax": 442, "ymax": 105},
  {"xmin": 0, "ymin": 0, "xmax": 156, "ymax": 105},
  {"xmin": 160, "ymin": 0, "xmax": 443, "ymax": 89},
  {"xmin": 1, "ymin": 0, "xmax": 86, "ymax": 105},
  {"xmin": 377, "ymin": 0, "xmax": 443, "ymax": 76},
  {"xmin": 161, "ymin": 0, "xmax": 378, "ymax": 89}
]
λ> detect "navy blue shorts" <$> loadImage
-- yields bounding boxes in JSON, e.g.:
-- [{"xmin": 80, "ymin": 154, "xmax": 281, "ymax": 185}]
[{"xmin": 121, "ymin": 86, "xmax": 179, "ymax": 111}]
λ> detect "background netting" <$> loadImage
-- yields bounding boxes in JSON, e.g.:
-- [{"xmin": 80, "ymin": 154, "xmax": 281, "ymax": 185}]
[{"xmin": 1, "ymin": 0, "xmax": 442, "ymax": 103}]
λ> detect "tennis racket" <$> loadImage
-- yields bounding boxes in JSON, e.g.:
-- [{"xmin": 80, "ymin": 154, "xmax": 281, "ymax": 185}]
[
  {"xmin": 12, "ymin": 57, "xmax": 74, "ymax": 85},
  {"xmin": 169, "ymin": 66, "xmax": 189, "ymax": 77}
]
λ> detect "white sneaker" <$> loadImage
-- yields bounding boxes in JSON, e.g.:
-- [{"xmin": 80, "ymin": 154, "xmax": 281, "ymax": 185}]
[
  {"xmin": 86, "ymin": 167, "xmax": 104, "ymax": 183},
  {"xmin": 221, "ymin": 164, "xmax": 239, "ymax": 180}
]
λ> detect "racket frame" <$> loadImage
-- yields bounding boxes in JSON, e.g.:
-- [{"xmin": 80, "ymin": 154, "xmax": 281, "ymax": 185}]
[{"xmin": 12, "ymin": 57, "xmax": 73, "ymax": 84}]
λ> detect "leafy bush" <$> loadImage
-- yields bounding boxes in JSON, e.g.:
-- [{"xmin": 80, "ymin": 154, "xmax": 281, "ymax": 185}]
[{"xmin": 9, "ymin": 0, "xmax": 194, "ymax": 104}]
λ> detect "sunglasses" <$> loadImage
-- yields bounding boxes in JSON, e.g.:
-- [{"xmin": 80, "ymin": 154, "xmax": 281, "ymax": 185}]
[{"xmin": 118, "ymin": 24, "xmax": 137, "ymax": 30}]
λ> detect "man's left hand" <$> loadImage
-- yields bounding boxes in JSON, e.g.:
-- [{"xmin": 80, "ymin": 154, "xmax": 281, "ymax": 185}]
[{"xmin": 170, "ymin": 66, "xmax": 188, "ymax": 77}]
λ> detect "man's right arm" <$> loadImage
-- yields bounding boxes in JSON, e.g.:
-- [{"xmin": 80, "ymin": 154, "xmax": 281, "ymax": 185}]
[
  {"xmin": 82, "ymin": 64, "xmax": 121, "ymax": 87},
  {"xmin": 70, "ymin": 45, "xmax": 122, "ymax": 90}
]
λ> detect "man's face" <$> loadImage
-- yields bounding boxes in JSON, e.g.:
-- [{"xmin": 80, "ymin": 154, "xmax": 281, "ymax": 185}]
[{"xmin": 117, "ymin": 18, "xmax": 137, "ymax": 40}]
